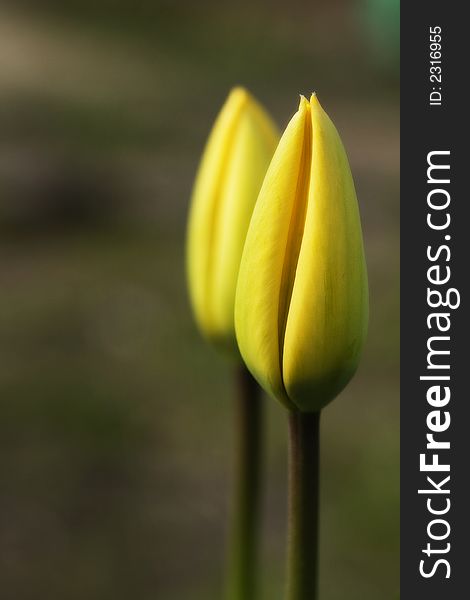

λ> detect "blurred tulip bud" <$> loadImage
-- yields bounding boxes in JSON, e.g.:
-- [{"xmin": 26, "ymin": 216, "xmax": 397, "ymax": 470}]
[
  {"xmin": 235, "ymin": 94, "xmax": 368, "ymax": 412},
  {"xmin": 187, "ymin": 87, "xmax": 279, "ymax": 352}
]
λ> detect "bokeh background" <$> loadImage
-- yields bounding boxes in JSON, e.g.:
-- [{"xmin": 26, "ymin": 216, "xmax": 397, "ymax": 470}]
[{"xmin": 0, "ymin": 1, "xmax": 399, "ymax": 599}]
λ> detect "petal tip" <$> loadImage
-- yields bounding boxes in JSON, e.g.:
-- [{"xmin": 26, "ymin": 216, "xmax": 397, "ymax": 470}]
[
  {"xmin": 309, "ymin": 92, "xmax": 321, "ymax": 107},
  {"xmin": 298, "ymin": 94, "xmax": 310, "ymax": 111},
  {"xmin": 229, "ymin": 86, "xmax": 249, "ymax": 105}
]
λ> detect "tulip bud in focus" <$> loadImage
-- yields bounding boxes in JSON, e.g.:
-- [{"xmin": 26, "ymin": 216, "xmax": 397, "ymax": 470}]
[
  {"xmin": 235, "ymin": 94, "xmax": 368, "ymax": 412},
  {"xmin": 187, "ymin": 87, "xmax": 279, "ymax": 352}
]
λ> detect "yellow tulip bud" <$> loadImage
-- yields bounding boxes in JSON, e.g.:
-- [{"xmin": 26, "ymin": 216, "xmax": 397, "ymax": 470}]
[
  {"xmin": 187, "ymin": 87, "xmax": 279, "ymax": 352},
  {"xmin": 235, "ymin": 94, "xmax": 368, "ymax": 412}
]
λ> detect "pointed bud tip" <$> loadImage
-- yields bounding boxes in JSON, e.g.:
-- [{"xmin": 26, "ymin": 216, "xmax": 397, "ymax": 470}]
[
  {"xmin": 298, "ymin": 94, "xmax": 311, "ymax": 114},
  {"xmin": 309, "ymin": 92, "xmax": 323, "ymax": 111},
  {"xmin": 229, "ymin": 86, "xmax": 250, "ymax": 107}
]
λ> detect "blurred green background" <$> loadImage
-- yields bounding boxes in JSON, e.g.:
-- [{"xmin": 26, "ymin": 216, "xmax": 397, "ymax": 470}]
[{"xmin": 0, "ymin": 1, "xmax": 399, "ymax": 599}]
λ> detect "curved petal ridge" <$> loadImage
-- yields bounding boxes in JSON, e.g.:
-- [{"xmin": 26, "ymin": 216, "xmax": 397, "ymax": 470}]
[
  {"xmin": 203, "ymin": 91, "xmax": 248, "ymax": 325},
  {"xmin": 278, "ymin": 98, "xmax": 312, "ymax": 384}
]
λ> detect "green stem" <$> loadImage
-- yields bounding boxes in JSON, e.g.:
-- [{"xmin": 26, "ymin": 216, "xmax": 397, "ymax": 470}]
[
  {"xmin": 286, "ymin": 410, "xmax": 321, "ymax": 600},
  {"xmin": 227, "ymin": 364, "xmax": 263, "ymax": 600}
]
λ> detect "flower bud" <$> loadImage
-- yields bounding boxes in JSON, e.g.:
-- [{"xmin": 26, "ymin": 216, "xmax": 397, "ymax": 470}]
[
  {"xmin": 187, "ymin": 87, "xmax": 279, "ymax": 352},
  {"xmin": 235, "ymin": 94, "xmax": 368, "ymax": 411}
]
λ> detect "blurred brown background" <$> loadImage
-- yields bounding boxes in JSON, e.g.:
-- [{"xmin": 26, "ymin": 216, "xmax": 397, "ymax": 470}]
[{"xmin": 0, "ymin": 1, "xmax": 399, "ymax": 599}]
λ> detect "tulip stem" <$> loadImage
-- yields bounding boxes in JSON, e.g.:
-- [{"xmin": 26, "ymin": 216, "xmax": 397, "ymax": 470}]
[
  {"xmin": 286, "ymin": 410, "xmax": 321, "ymax": 600},
  {"xmin": 227, "ymin": 364, "xmax": 263, "ymax": 600}
]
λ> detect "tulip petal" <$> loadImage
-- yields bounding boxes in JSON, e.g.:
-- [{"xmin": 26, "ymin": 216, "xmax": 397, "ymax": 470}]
[
  {"xmin": 283, "ymin": 95, "xmax": 369, "ymax": 411},
  {"xmin": 235, "ymin": 94, "xmax": 368, "ymax": 411},
  {"xmin": 187, "ymin": 88, "xmax": 247, "ymax": 339},
  {"xmin": 235, "ymin": 97, "xmax": 311, "ymax": 407},
  {"xmin": 187, "ymin": 88, "xmax": 279, "ymax": 350},
  {"xmin": 211, "ymin": 99, "xmax": 280, "ymax": 342}
]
